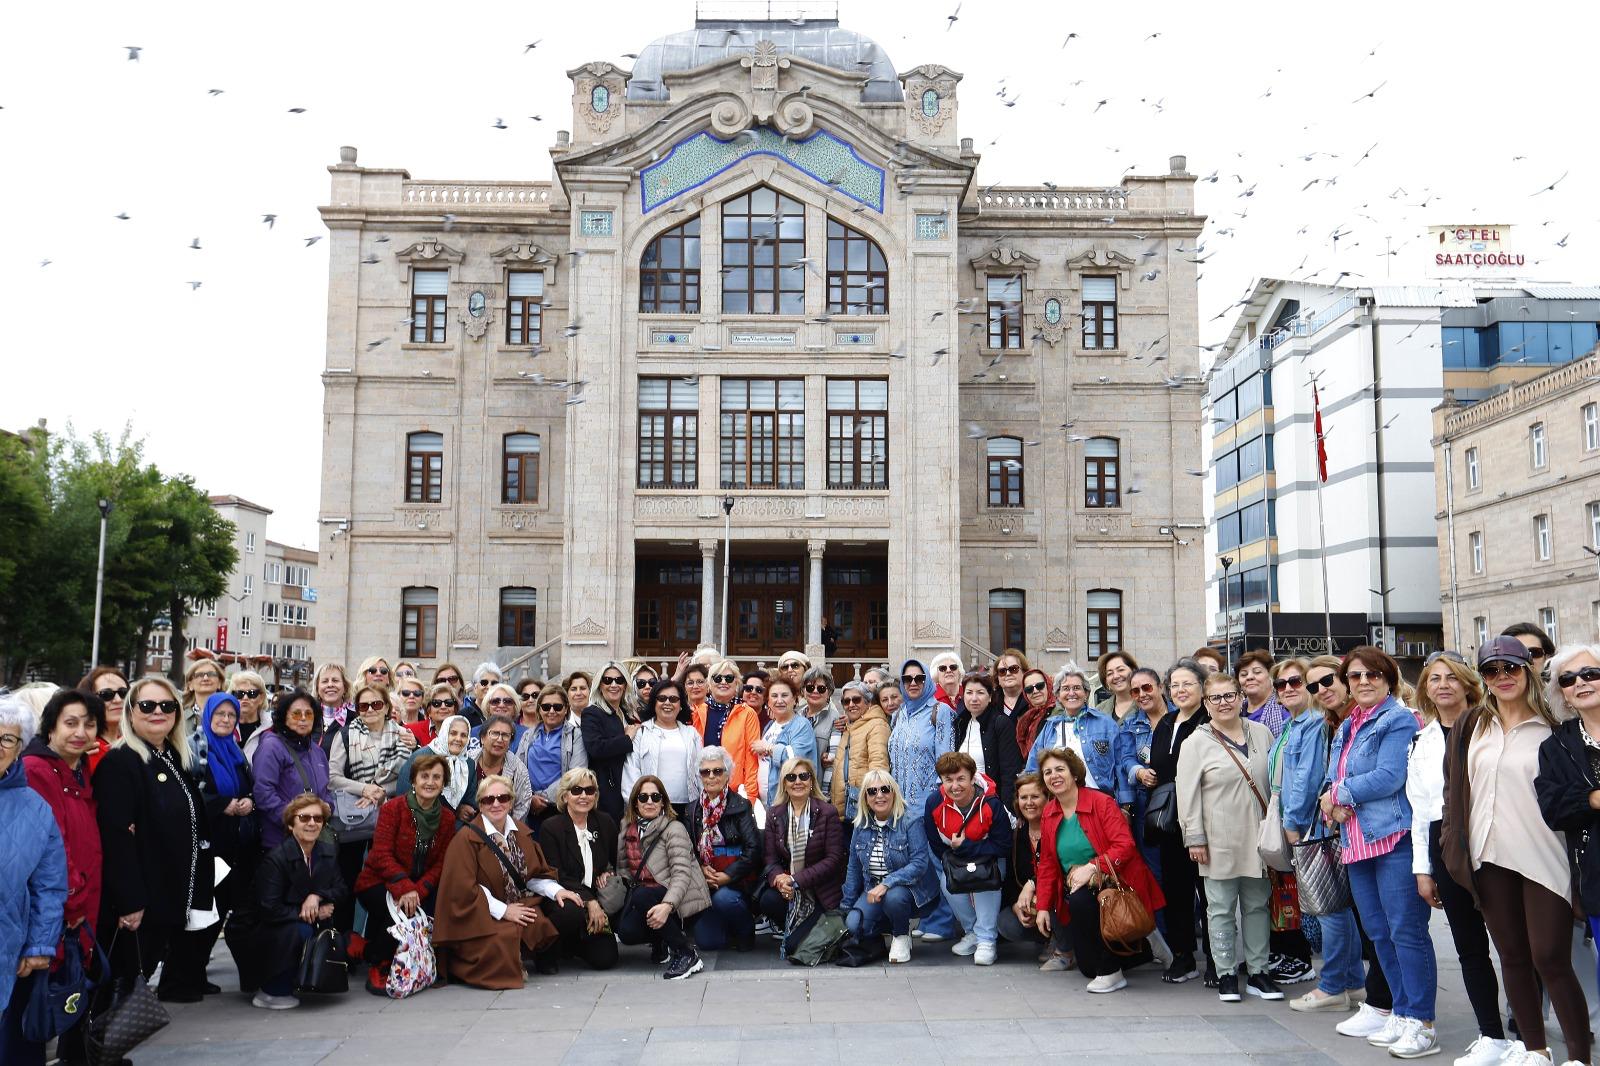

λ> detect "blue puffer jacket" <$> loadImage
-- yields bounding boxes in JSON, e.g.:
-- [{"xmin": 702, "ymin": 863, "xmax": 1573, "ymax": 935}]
[
  {"xmin": 0, "ymin": 756, "xmax": 67, "ymax": 1006},
  {"xmin": 1024, "ymin": 706, "xmax": 1121, "ymax": 796},
  {"xmin": 841, "ymin": 812, "xmax": 941, "ymax": 910},
  {"xmin": 1323, "ymin": 696, "xmax": 1419, "ymax": 845},
  {"xmin": 1281, "ymin": 712, "xmax": 1334, "ymax": 837}
]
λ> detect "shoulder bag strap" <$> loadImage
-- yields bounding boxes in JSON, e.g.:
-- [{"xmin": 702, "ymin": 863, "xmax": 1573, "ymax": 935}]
[
  {"xmin": 1268, "ymin": 728, "xmax": 1292, "ymax": 793},
  {"xmin": 1209, "ymin": 728, "xmax": 1269, "ymax": 815},
  {"xmin": 466, "ymin": 822, "xmax": 528, "ymax": 894},
  {"xmin": 285, "ymin": 742, "xmax": 315, "ymax": 795},
  {"xmin": 631, "ymin": 828, "xmax": 666, "ymax": 882}
]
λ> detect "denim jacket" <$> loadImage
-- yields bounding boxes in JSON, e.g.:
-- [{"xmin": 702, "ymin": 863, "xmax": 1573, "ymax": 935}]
[
  {"xmin": 760, "ymin": 717, "xmax": 819, "ymax": 807},
  {"xmin": 1114, "ymin": 709, "xmax": 1157, "ymax": 805},
  {"xmin": 840, "ymin": 812, "xmax": 942, "ymax": 910},
  {"xmin": 1024, "ymin": 706, "xmax": 1121, "ymax": 796},
  {"xmin": 1323, "ymin": 695, "xmax": 1419, "ymax": 843},
  {"xmin": 1280, "ymin": 712, "xmax": 1333, "ymax": 837}
]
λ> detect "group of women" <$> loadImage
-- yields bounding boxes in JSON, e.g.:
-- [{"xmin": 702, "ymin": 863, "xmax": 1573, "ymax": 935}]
[{"xmin": 11, "ymin": 629, "xmax": 1600, "ymax": 1066}]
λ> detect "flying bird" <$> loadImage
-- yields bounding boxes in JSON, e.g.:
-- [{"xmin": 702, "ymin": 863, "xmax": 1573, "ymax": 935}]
[
  {"xmin": 207, "ymin": 88, "xmax": 224, "ymax": 96},
  {"xmin": 1062, "ymin": 32, "xmax": 1078, "ymax": 47},
  {"xmin": 1532, "ymin": 171, "xmax": 1568, "ymax": 196},
  {"xmin": 493, "ymin": 118, "xmax": 508, "ymax": 129},
  {"xmin": 524, "ymin": 40, "xmax": 541, "ymax": 52},
  {"xmin": 287, "ymin": 107, "xmax": 306, "ymax": 113},
  {"xmin": 1351, "ymin": 81, "xmax": 1386, "ymax": 103},
  {"xmin": 125, "ymin": 46, "xmax": 142, "ymax": 61},
  {"xmin": 304, "ymin": 235, "xmax": 322, "ymax": 246},
  {"xmin": 946, "ymin": 2, "xmax": 960, "ymax": 30},
  {"xmin": 114, "ymin": 212, "xmax": 130, "ymax": 220},
  {"xmin": 189, "ymin": 237, "xmax": 202, "ymax": 250},
  {"xmin": 187, "ymin": 281, "xmax": 202, "ymax": 290},
  {"xmin": 262, "ymin": 214, "xmax": 277, "ymax": 228}
]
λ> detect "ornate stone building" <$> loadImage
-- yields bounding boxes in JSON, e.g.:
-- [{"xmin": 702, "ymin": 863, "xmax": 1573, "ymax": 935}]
[{"xmin": 313, "ymin": 13, "xmax": 1207, "ymax": 677}]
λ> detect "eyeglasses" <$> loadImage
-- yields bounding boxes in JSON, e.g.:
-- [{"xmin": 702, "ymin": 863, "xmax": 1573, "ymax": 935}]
[
  {"xmin": 655, "ymin": 694, "xmax": 682, "ymax": 705},
  {"xmin": 996, "ymin": 665, "xmax": 1021, "ymax": 677},
  {"xmin": 783, "ymin": 772, "xmax": 813, "ymax": 783},
  {"xmin": 1024, "ymin": 681, "xmax": 1049, "ymax": 694},
  {"xmin": 901, "ymin": 674, "xmax": 926, "ymax": 685},
  {"xmin": 1305, "ymin": 675, "xmax": 1337, "ymax": 693},
  {"xmin": 479, "ymin": 793, "xmax": 513, "ymax": 806},
  {"xmin": 538, "ymin": 701, "xmax": 566, "ymax": 713},
  {"xmin": 487, "ymin": 697, "xmax": 517, "ymax": 708},
  {"xmin": 804, "ymin": 684, "xmax": 830, "ymax": 694},
  {"xmin": 285, "ymin": 707, "xmax": 316, "ymax": 720},
  {"xmin": 1480, "ymin": 662, "xmax": 1523, "ymax": 681},
  {"xmin": 1346, "ymin": 669, "xmax": 1386, "ymax": 684},
  {"xmin": 699, "ymin": 767, "xmax": 726, "ymax": 778},
  {"xmin": 399, "ymin": 690, "xmax": 425, "ymax": 699},
  {"xmin": 1130, "ymin": 683, "xmax": 1158, "ymax": 696},
  {"xmin": 485, "ymin": 732, "xmax": 514, "ymax": 743},
  {"xmin": 864, "ymin": 785, "xmax": 893, "ymax": 797},
  {"xmin": 294, "ymin": 813, "xmax": 325, "ymax": 824},
  {"xmin": 1273, "ymin": 676, "xmax": 1305, "ymax": 691},
  {"xmin": 742, "ymin": 684, "xmax": 765, "ymax": 694},
  {"xmin": 356, "ymin": 700, "xmax": 388, "ymax": 713},
  {"xmin": 0, "ymin": 735, "xmax": 21, "ymax": 751},
  {"xmin": 840, "ymin": 695, "xmax": 865, "ymax": 706},
  {"xmin": 779, "ymin": 661, "xmax": 803, "ymax": 671},
  {"xmin": 1558, "ymin": 667, "xmax": 1600, "ymax": 688},
  {"xmin": 568, "ymin": 785, "xmax": 598, "ymax": 796},
  {"xmin": 366, "ymin": 665, "xmax": 390, "ymax": 676},
  {"xmin": 937, "ymin": 663, "xmax": 961, "ymax": 673},
  {"xmin": 437, "ymin": 675, "xmax": 462, "ymax": 686},
  {"xmin": 134, "ymin": 699, "xmax": 179, "ymax": 715},
  {"xmin": 96, "ymin": 687, "xmax": 129, "ymax": 701},
  {"xmin": 475, "ymin": 678, "xmax": 493, "ymax": 687},
  {"xmin": 601, "ymin": 676, "xmax": 625, "ymax": 686},
  {"xmin": 1204, "ymin": 692, "xmax": 1240, "ymax": 706},
  {"xmin": 711, "ymin": 673, "xmax": 738, "ymax": 684},
  {"xmin": 636, "ymin": 792, "xmax": 664, "ymax": 804},
  {"xmin": 229, "ymin": 688, "xmax": 261, "ymax": 700},
  {"xmin": 429, "ymin": 698, "xmax": 458, "ymax": 708},
  {"xmin": 634, "ymin": 677, "xmax": 654, "ymax": 689}
]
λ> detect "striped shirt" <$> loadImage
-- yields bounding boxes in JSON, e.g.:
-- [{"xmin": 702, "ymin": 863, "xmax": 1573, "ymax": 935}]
[
  {"xmin": 866, "ymin": 820, "xmax": 890, "ymax": 881},
  {"xmin": 1333, "ymin": 703, "xmax": 1408, "ymax": 864}
]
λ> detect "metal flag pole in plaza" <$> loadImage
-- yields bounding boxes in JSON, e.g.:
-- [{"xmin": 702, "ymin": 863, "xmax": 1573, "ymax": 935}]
[{"xmin": 1313, "ymin": 384, "xmax": 1334, "ymax": 653}]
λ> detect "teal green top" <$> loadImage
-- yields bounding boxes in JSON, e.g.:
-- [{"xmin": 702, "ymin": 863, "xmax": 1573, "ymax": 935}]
[{"xmin": 1055, "ymin": 813, "xmax": 1095, "ymax": 871}]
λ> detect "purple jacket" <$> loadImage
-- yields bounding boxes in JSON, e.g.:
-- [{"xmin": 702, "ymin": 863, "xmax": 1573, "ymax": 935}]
[
  {"xmin": 251, "ymin": 730, "xmax": 332, "ymax": 849},
  {"xmin": 762, "ymin": 797, "xmax": 848, "ymax": 909}
]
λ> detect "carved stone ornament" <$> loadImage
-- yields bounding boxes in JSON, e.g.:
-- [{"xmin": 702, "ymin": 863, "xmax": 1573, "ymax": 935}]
[
  {"xmin": 914, "ymin": 620, "xmax": 952, "ymax": 641},
  {"xmin": 457, "ymin": 294, "xmax": 495, "ymax": 339},
  {"xmin": 454, "ymin": 624, "xmax": 479, "ymax": 643},
  {"xmin": 568, "ymin": 61, "xmax": 628, "ymax": 136},
  {"xmin": 741, "ymin": 40, "xmax": 789, "ymax": 125},
  {"xmin": 1044, "ymin": 626, "xmax": 1072, "ymax": 648},
  {"xmin": 968, "ymin": 245, "xmax": 1040, "ymax": 286},
  {"xmin": 1067, "ymin": 245, "xmax": 1137, "ymax": 286},
  {"xmin": 899, "ymin": 64, "xmax": 962, "ymax": 136},
  {"xmin": 1037, "ymin": 289, "xmax": 1069, "ymax": 345},
  {"xmin": 394, "ymin": 240, "xmax": 464, "ymax": 264},
  {"xmin": 491, "ymin": 242, "xmax": 558, "ymax": 270},
  {"xmin": 570, "ymin": 617, "xmax": 606, "ymax": 637}
]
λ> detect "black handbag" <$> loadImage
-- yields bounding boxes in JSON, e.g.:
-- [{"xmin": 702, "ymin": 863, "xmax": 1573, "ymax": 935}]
[
  {"xmin": 22, "ymin": 927, "xmax": 107, "ymax": 1042},
  {"xmin": 294, "ymin": 926, "xmax": 350, "ymax": 994},
  {"xmin": 832, "ymin": 932, "xmax": 889, "ymax": 968},
  {"xmin": 941, "ymin": 851, "xmax": 1003, "ymax": 893},
  {"xmin": 84, "ymin": 931, "xmax": 170, "ymax": 1066},
  {"xmin": 1144, "ymin": 782, "xmax": 1178, "ymax": 838}
]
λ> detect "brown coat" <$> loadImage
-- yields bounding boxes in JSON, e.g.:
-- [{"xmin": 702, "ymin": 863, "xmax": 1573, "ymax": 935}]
[
  {"xmin": 1440, "ymin": 706, "xmax": 1487, "ymax": 905},
  {"xmin": 434, "ymin": 815, "xmax": 559, "ymax": 989}
]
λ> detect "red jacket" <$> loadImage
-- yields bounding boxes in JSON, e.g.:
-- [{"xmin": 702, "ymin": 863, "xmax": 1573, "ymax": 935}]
[
  {"xmin": 23, "ymin": 742, "xmax": 102, "ymax": 928},
  {"xmin": 354, "ymin": 795, "xmax": 458, "ymax": 901},
  {"xmin": 403, "ymin": 720, "xmax": 438, "ymax": 747},
  {"xmin": 1034, "ymin": 787, "xmax": 1164, "ymax": 923}
]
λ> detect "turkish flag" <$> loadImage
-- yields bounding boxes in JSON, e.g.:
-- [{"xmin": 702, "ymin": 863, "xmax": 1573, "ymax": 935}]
[{"xmin": 1313, "ymin": 384, "xmax": 1329, "ymax": 483}]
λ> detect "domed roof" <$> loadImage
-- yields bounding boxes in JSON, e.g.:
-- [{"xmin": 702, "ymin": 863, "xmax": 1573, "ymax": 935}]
[{"xmin": 627, "ymin": 20, "xmax": 902, "ymax": 103}]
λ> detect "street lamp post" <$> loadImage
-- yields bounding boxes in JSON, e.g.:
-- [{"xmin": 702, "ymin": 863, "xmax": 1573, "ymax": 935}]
[
  {"xmin": 720, "ymin": 496, "xmax": 735, "ymax": 652},
  {"xmin": 90, "ymin": 498, "xmax": 113, "ymax": 667},
  {"xmin": 1369, "ymin": 585, "xmax": 1397, "ymax": 654},
  {"xmin": 1220, "ymin": 554, "xmax": 1235, "ymax": 671}
]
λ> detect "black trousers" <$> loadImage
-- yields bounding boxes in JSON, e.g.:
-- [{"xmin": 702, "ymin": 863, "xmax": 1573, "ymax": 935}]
[
  {"xmin": 1156, "ymin": 831, "xmax": 1203, "ymax": 956},
  {"xmin": 355, "ymin": 884, "xmax": 444, "ymax": 968},
  {"xmin": 615, "ymin": 885, "xmax": 689, "ymax": 954},
  {"xmin": 1429, "ymin": 820, "xmax": 1504, "ymax": 1038},
  {"xmin": 335, "ymin": 839, "xmax": 368, "ymax": 933},
  {"xmin": 1270, "ymin": 927, "xmax": 1313, "ymax": 964},
  {"xmin": 544, "ymin": 896, "xmax": 619, "ymax": 970},
  {"xmin": 756, "ymin": 887, "xmax": 791, "ymax": 930}
]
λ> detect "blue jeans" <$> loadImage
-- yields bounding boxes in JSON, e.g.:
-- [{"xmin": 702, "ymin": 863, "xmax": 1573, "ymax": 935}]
[
  {"xmin": 690, "ymin": 887, "xmax": 754, "ymax": 951},
  {"xmin": 1316, "ymin": 907, "xmax": 1365, "ymax": 995},
  {"xmin": 261, "ymin": 921, "xmax": 316, "ymax": 996},
  {"xmin": 848, "ymin": 886, "xmax": 927, "ymax": 938},
  {"xmin": 1347, "ymin": 837, "xmax": 1437, "ymax": 1020},
  {"xmin": 942, "ymin": 864, "xmax": 1005, "ymax": 947},
  {"xmin": 919, "ymin": 893, "xmax": 958, "ymax": 938}
]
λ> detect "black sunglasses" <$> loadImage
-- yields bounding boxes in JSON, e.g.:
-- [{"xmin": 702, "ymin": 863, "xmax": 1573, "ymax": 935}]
[
  {"xmin": 539, "ymin": 701, "xmax": 566, "ymax": 712},
  {"xmin": 429, "ymin": 698, "xmax": 458, "ymax": 708},
  {"xmin": 655, "ymin": 693, "xmax": 682, "ymax": 704},
  {"xmin": 479, "ymin": 793, "xmax": 513, "ymax": 806},
  {"xmin": 711, "ymin": 673, "xmax": 738, "ymax": 684},
  {"xmin": 601, "ymin": 676, "xmax": 625, "ymax": 685},
  {"xmin": 901, "ymin": 674, "xmax": 926, "ymax": 685},
  {"xmin": 1559, "ymin": 667, "xmax": 1600, "ymax": 688},
  {"xmin": 699, "ymin": 767, "xmax": 726, "ymax": 777},
  {"xmin": 1024, "ymin": 681, "xmax": 1048, "ymax": 694},
  {"xmin": 636, "ymin": 792, "xmax": 664, "ymax": 803},
  {"xmin": 634, "ymin": 677, "xmax": 654, "ymax": 688},
  {"xmin": 96, "ymin": 687, "xmax": 129, "ymax": 701},
  {"xmin": 229, "ymin": 688, "xmax": 261, "ymax": 699},
  {"xmin": 356, "ymin": 699, "xmax": 388, "ymax": 712},
  {"xmin": 864, "ymin": 785, "xmax": 893, "ymax": 797},
  {"xmin": 995, "ymin": 665, "xmax": 1021, "ymax": 676},
  {"xmin": 134, "ymin": 699, "xmax": 179, "ymax": 715},
  {"xmin": 1273, "ymin": 676, "xmax": 1304, "ymax": 691},
  {"xmin": 568, "ymin": 785, "xmax": 598, "ymax": 796},
  {"xmin": 1304, "ymin": 676, "xmax": 1338, "ymax": 694},
  {"xmin": 840, "ymin": 695, "xmax": 865, "ymax": 706},
  {"xmin": 742, "ymin": 683, "xmax": 765, "ymax": 694},
  {"xmin": 783, "ymin": 771, "xmax": 813, "ymax": 783}
]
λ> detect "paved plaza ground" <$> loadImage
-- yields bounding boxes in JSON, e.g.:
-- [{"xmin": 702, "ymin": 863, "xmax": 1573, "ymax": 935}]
[{"xmin": 127, "ymin": 913, "xmax": 1577, "ymax": 1066}]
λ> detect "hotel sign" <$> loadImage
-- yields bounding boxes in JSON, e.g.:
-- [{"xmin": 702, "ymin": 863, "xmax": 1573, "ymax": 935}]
[{"xmin": 1429, "ymin": 225, "xmax": 1524, "ymax": 274}]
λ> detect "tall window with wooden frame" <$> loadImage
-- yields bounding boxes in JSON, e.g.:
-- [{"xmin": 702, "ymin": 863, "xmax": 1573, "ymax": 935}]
[
  {"xmin": 638, "ymin": 378, "xmax": 698, "ymax": 488},
  {"xmin": 506, "ymin": 272, "xmax": 544, "ymax": 344},
  {"xmin": 411, "ymin": 270, "xmax": 448, "ymax": 343},
  {"xmin": 405, "ymin": 432, "xmax": 443, "ymax": 503},
  {"xmin": 826, "ymin": 378, "xmax": 888, "ymax": 489},
  {"xmin": 498, "ymin": 587, "xmax": 537, "ymax": 646},
  {"xmin": 1084, "ymin": 437, "xmax": 1120, "ymax": 508},
  {"xmin": 1082, "ymin": 276, "xmax": 1118, "ymax": 349},
  {"xmin": 987, "ymin": 275, "xmax": 1023, "ymax": 348},
  {"xmin": 721, "ymin": 187, "xmax": 805, "ymax": 315},
  {"xmin": 826, "ymin": 219, "xmax": 888, "ymax": 314},
  {"xmin": 720, "ymin": 378, "xmax": 804, "ymax": 489},
  {"xmin": 501, "ymin": 433, "xmax": 540, "ymax": 504},
  {"xmin": 1085, "ymin": 589, "xmax": 1122, "ymax": 660},
  {"xmin": 639, "ymin": 218, "xmax": 701, "ymax": 313},
  {"xmin": 400, "ymin": 587, "xmax": 438, "ymax": 658},
  {"xmin": 986, "ymin": 436, "xmax": 1024, "ymax": 507},
  {"xmin": 988, "ymin": 589, "xmax": 1025, "ymax": 654}
]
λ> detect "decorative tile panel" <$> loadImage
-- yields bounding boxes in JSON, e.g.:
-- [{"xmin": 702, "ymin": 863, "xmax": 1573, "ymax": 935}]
[
  {"xmin": 650, "ymin": 330, "xmax": 693, "ymax": 346},
  {"xmin": 579, "ymin": 210, "xmax": 613, "ymax": 236},
  {"xmin": 834, "ymin": 331, "xmax": 875, "ymax": 346},
  {"xmin": 916, "ymin": 213, "xmax": 949, "ymax": 240},
  {"xmin": 641, "ymin": 127, "xmax": 885, "ymax": 214}
]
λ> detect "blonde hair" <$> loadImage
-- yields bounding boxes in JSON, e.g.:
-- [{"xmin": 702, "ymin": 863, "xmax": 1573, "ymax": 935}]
[
  {"xmin": 476, "ymin": 773, "xmax": 514, "ymax": 801},
  {"xmin": 315, "ymin": 662, "xmax": 350, "ymax": 704},
  {"xmin": 852, "ymin": 768, "xmax": 905, "ymax": 827},
  {"xmin": 182, "ymin": 658, "xmax": 225, "ymax": 709},
  {"xmin": 777, "ymin": 756, "xmax": 824, "ymax": 801},
  {"xmin": 483, "ymin": 682, "xmax": 522, "ymax": 712},
  {"xmin": 555, "ymin": 767, "xmax": 598, "ymax": 810},
  {"xmin": 355, "ymin": 656, "xmax": 391, "ymax": 687},
  {"xmin": 116, "ymin": 675, "xmax": 194, "ymax": 769},
  {"xmin": 1414, "ymin": 655, "xmax": 1486, "ymax": 725}
]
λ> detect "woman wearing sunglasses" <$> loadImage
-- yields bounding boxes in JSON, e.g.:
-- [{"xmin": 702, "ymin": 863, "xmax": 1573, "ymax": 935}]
[
  {"xmin": 752, "ymin": 677, "xmax": 817, "ymax": 808},
  {"xmin": 840, "ymin": 769, "xmax": 938, "ymax": 963},
  {"xmin": 406, "ymin": 683, "xmax": 463, "ymax": 746},
  {"xmin": 692, "ymin": 660, "xmax": 761, "ymax": 802},
  {"xmin": 252, "ymin": 689, "xmax": 333, "ymax": 851},
  {"xmin": 759, "ymin": 756, "xmax": 847, "ymax": 945},
  {"xmin": 95, "ymin": 675, "xmax": 216, "ymax": 995},
  {"xmin": 226, "ymin": 670, "xmax": 271, "ymax": 745},
  {"xmin": 582, "ymin": 661, "xmax": 643, "ymax": 821},
  {"xmin": 616, "ymin": 776, "xmax": 710, "ymax": 979},
  {"xmin": 518, "ymin": 768, "xmax": 619, "ymax": 971},
  {"xmin": 623, "ymin": 680, "xmax": 704, "ymax": 809},
  {"xmin": 1319, "ymin": 646, "xmax": 1437, "ymax": 1058},
  {"xmin": 831, "ymin": 680, "xmax": 892, "ymax": 824},
  {"xmin": 1262, "ymin": 658, "xmax": 1317, "ymax": 989},
  {"xmin": 514, "ymin": 684, "xmax": 586, "ymax": 824},
  {"xmin": 684, "ymin": 747, "xmax": 763, "ymax": 952},
  {"xmin": 1436, "ymin": 637, "xmax": 1589, "ymax": 1066},
  {"xmin": 1115, "ymin": 667, "xmax": 1168, "ymax": 870},
  {"xmin": 1013, "ymin": 668, "xmax": 1056, "ymax": 758},
  {"xmin": 77, "ymin": 664, "xmax": 127, "ymax": 773}
]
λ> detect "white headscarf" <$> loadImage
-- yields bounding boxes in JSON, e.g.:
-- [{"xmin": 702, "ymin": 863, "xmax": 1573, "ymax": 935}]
[{"xmin": 427, "ymin": 714, "xmax": 472, "ymax": 807}]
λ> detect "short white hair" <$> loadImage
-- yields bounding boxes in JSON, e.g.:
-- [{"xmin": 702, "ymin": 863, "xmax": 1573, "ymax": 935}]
[
  {"xmin": 473, "ymin": 662, "xmax": 503, "ymax": 683},
  {"xmin": 0, "ymin": 694, "xmax": 37, "ymax": 748},
  {"xmin": 928, "ymin": 651, "xmax": 965, "ymax": 674},
  {"xmin": 1548, "ymin": 643, "xmax": 1600, "ymax": 710},
  {"xmin": 698, "ymin": 745, "xmax": 736, "ymax": 775}
]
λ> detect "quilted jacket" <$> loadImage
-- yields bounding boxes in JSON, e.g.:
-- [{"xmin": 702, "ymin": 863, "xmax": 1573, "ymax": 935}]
[{"xmin": 0, "ymin": 756, "xmax": 67, "ymax": 1006}]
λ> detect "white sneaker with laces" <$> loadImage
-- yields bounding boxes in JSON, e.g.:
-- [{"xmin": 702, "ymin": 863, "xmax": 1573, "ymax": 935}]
[
  {"xmin": 251, "ymin": 991, "xmax": 299, "ymax": 1010},
  {"xmin": 1086, "ymin": 971, "xmax": 1127, "ymax": 994},
  {"xmin": 1388, "ymin": 1019, "xmax": 1441, "ymax": 1059},
  {"xmin": 1453, "ymin": 1036, "xmax": 1518, "ymax": 1066},
  {"xmin": 974, "ymin": 942, "xmax": 997, "ymax": 966},
  {"xmin": 919, "ymin": 931, "xmax": 946, "ymax": 943},
  {"xmin": 889, "ymin": 935, "xmax": 912, "ymax": 964},
  {"xmin": 951, "ymin": 933, "xmax": 978, "ymax": 956},
  {"xmin": 1368, "ymin": 1013, "xmax": 1411, "ymax": 1048},
  {"xmin": 1336, "ymin": 1004, "xmax": 1392, "ymax": 1039}
]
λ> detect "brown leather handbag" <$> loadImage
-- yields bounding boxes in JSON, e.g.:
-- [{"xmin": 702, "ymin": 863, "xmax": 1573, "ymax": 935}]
[{"xmin": 1097, "ymin": 866, "xmax": 1156, "ymax": 956}]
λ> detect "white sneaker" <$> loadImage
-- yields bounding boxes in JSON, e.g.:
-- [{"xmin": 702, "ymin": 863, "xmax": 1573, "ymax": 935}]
[
  {"xmin": 1337, "ymin": 1004, "xmax": 1392, "ymax": 1038},
  {"xmin": 1368, "ymin": 1013, "xmax": 1411, "ymax": 1048},
  {"xmin": 251, "ymin": 991, "xmax": 299, "ymax": 1010},
  {"xmin": 889, "ymin": 935, "xmax": 912, "ymax": 964},
  {"xmin": 1517, "ymin": 1051, "xmax": 1554, "ymax": 1066},
  {"xmin": 951, "ymin": 933, "xmax": 978, "ymax": 956},
  {"xmin": 910, "ymin": 928, "xmax": 925, "ymax": 938},
  {"xmin": 1086, "ymin": 971, "xmax": 1127, "ymax": 994},
  {"xmin": 974, "ymin": 942, "xmax": 997, "ymax": 966},
  {"xmin": 1388, "ymin": 1019, "xmax": 1441, "ymax": 1059},
  {"xmin": 1147, "ymin": 928, "xmax": 1174, "ymax": 969},
  {"xmin": 1453, "ymin": 1036, "xmax": 1519, "ymax": 1066},
  {"xmin": 919, "ymin": 931, "xmax": 946, "ymax": 943}
]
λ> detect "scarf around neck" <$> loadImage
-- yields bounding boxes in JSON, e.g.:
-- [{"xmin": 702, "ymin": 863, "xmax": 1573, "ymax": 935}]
[
  {"xmin": 698, "ymin": 790, "xmax": 727, "ymax": 865},
  {"xmin": 407, "ymin": 789, "xmax": 442, "ymax": 843},
  {"xmin": 199, "ymin": 692, "xmax": 249, "ymax": 798}
]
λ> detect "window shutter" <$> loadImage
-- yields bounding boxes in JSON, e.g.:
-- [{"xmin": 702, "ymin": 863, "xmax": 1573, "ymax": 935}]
[
  {"xmin": 1086, "ymin": 590, "xmax": 1122, "ymax": 609},
  {"xmin": 508, "ymin": 272, "xmax": 544, "ymax": 297},
  {"xmin": 1082, "ymin": 277, "xmax": 1117, "ymax": 302},
  {"xmin": 1085, "ymin": 437, "xmax": 1118, "ymax": 458},
  {"xmin": 501, "ymin": 587, "xmax": 537, "ymax": 606},
  {"xmin": 412, "ymin": 270, "xmax": 448, "ymax": 295}
]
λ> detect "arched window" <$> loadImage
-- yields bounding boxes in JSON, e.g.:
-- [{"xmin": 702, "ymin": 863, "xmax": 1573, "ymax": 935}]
[
  {"xmin": 405, "ymin": 432, "xmax": 443, "ymax": 503},
  {"xmin": 826, "ymin": 219, "xmax": 887, "ymax": 314},
  {"xmin": 1086, "ymin": 589, "xmax": 1122, "ymax": 660},
  {"xmin": 721, "ymin": 187, "xmax": 805, "ymax": 314},
  {"xmin": 501, "ymin": 433, "xmax": 540, "ymax": 504},
  {"xmin": 986, "ymin": 437, "xmax": 1024, "ymax": 507},
  {"xmin": 640, "ymin": 217, "xmax": 701, "ymax": 313},
  {"xmin": 1084, "ymin": 437, "xmax": 1119, "ymax": 508}
]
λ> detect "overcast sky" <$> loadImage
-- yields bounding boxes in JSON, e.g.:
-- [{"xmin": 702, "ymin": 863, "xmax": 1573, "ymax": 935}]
[{"xmin": 5, "ymin": 0, "xmax": 1596, "ymax": 546}]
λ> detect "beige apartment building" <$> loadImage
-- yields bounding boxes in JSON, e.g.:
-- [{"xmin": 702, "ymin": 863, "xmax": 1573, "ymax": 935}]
[
  {"xmin": 1434, "ymin": 353, "xmax": 1600, "ymax": 650},
  {"xmin": 314, "ymin": 11, "xmax": 1207, "ymax": 677}
]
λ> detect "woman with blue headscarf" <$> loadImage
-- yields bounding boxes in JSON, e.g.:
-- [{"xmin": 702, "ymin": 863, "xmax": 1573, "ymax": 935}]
[
  {"xmin": 166, "ymin": 692, "xmax": 260, "ymax": 997},
  {"xmin": 887, "ymin": 658, "xmax": 958, "ymax": 941}
]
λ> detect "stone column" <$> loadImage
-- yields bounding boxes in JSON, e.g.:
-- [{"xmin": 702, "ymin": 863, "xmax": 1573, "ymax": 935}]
[
  {"xmin": 807, "ymin": 539, "xmax": 826, "ymax": 659},
  {"xmin": 699, "ymin": 539, "xmax": 719, "ymax": 648}
]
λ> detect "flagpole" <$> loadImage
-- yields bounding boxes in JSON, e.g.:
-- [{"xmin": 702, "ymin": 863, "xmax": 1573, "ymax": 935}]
[{"xmin": 1313, "ymin": 384, "xmax": 1334, "ymax": 653}]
